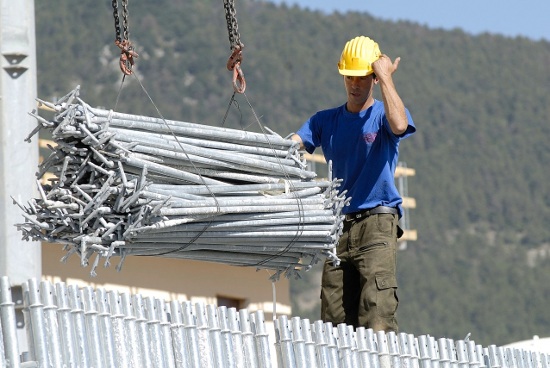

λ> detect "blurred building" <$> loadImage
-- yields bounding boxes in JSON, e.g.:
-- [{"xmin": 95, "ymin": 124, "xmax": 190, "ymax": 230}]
[{"xmin": 503, "ymin": 336, "xmax": 550, "ymax": 355}]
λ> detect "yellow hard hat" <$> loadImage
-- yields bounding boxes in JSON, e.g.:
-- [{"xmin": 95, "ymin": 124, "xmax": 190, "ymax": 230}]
[{"xmin": 337, "ymin": 36, "xmax": 381, "ymax": 76}]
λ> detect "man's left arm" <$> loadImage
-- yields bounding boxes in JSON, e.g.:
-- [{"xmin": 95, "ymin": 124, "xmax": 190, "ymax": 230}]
[{"xmin": 373, "ymin": 54, "xmax": 409, "ymax": 135}]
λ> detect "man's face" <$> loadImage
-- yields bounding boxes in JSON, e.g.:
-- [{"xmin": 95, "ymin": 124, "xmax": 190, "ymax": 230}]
[{"xmin": 343, "ymin": 74, "xmax": 377, "ymax": 112}]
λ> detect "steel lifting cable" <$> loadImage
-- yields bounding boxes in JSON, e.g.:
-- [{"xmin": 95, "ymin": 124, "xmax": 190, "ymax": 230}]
[
  {"xmin": 219, "ymin": 89, "xmax": 308, "ymax": 268},
  {"xmin": 109, "ymin": 1, "xmax": 222, "ymax": 257},
  {"xmin": 239, "ymin": 92, "xmax": 307, "ymax": 269},
  {"xmin": 221, "ymin": 1, "xmax": 306, "ymax": 266},
  {"xmin": 128, "ymin": 77, "xmax": 223, "ymax": 257},
  {"xmin": 223, "ymin": 0, "xmax": 246, "ymax": 93}
]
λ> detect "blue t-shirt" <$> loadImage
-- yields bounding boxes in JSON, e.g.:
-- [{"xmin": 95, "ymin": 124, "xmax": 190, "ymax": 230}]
[{"xmin": 296, "ymin": 100, "xmax": 416, "ymax": 216}]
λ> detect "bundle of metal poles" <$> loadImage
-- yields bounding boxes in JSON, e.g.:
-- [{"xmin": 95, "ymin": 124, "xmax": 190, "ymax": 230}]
[{"xmin": 14, "ymin": 86, "xmax": 346, "ymax": 279}]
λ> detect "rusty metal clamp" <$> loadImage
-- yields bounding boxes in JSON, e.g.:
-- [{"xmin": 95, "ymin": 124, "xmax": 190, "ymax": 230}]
[
  {"xmin": 226, "ymin": 46, "xmax": 246, "ymax": 93},
  {"xmin": 115, "ymin": 39, "xmax": 138, "ymax": 76}
]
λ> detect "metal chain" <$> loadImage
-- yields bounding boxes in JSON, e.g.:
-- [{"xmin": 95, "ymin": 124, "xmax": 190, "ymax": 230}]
[
  {"xmin": 112, "ymin": 0, "xmax": 130, "ymax": 42},
  {"xmin": 223, "ymin": 0, "xmax": 243, "ymax": 50},
  {"xmin": 121, "ymin": 0, "xmax": 130, "ymax": 42},
  {"xmin": 112, "ymin": 0, "xmax": 122, "ymax": 42}
]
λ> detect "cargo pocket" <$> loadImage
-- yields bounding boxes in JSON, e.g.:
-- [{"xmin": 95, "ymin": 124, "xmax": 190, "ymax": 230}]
[
  {"xmin": 375, "ymin": 273, "xmax": 399, "ymax": 318},
  {"xmin": 397, "ymin": 225, "xmax": 404, "ymax": 239}
]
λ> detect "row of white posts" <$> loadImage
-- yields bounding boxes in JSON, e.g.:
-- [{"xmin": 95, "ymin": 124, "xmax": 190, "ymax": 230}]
[{"xmin": 1, "ymin": 276, "xmax": 548, "ymax": 368}]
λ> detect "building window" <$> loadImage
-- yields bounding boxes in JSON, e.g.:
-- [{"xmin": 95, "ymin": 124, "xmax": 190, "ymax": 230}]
[{"xmin": 217, "ymin": 295, "xmax": 243, "ymax": 310}]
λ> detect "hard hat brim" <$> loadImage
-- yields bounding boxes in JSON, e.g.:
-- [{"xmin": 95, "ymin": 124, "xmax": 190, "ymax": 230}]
[{"xmin": 338, "ymin": 69, "xmax": 374, "ymax": 77}]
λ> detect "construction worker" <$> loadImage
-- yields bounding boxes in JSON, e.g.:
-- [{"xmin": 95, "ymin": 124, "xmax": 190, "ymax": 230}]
[{"xmin": 291, "ymin": 35, "xmax": 416, "ymax": 332}]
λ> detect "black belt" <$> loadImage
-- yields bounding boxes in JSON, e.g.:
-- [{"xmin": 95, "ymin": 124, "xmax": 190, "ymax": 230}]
[{"xmin": 344, "ymin": 206, "xmax": 398, "ymax": 221}]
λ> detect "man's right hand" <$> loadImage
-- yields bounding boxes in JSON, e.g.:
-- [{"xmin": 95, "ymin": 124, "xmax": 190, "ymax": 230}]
[{"xmin": 291, "ymin": 134, "xmax": 305, "ymax": 150}]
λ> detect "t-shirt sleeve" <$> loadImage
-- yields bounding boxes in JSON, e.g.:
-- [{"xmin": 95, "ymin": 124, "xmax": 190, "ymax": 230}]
[
  {"xmin": 295, "ymin": 115, "xmax": 320, "ymax": 154},
  {"xmin": 401, "ymin": 108, "xmax": 416, "ymax": 138},
  {"xmin": 383, "ymin": 107, "xmax": 416, "ymax": 141}
]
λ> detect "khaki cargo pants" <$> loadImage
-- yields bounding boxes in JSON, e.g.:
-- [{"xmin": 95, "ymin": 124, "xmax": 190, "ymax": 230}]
[{"xmin": 321, "ymin": 213, "xmax": 400, "ymax": 332}]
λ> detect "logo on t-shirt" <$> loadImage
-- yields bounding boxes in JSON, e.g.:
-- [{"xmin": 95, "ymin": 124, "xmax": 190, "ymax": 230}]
[{"xmin": 363, "ymin": 132, "xmax": 377, "ymax": 143}]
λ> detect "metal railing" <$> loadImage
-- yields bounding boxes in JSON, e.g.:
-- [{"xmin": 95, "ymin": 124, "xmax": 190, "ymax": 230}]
[{"xmin": 1, "ymin": 276, "xmax": 549, "ymax": 368}]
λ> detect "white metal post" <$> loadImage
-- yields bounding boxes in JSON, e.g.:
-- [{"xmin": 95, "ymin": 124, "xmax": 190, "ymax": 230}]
[{"xmin": 0, "ymin": 0, "xmax": 40, "ymax": 283}]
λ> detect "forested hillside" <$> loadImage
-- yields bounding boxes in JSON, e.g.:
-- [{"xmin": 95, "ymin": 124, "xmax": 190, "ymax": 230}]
[{"xmin": 35, "ymin": 0, "xmax": 550, "ymax": 346}]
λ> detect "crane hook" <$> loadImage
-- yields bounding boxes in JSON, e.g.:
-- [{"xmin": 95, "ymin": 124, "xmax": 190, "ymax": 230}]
[
  {"xmin": 115, "ymin": 39, "xmax": 138, "ymax": 76},
  {"xmin": 227, "ymin": 45, "xmax": 246, "ymax": 93}
]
